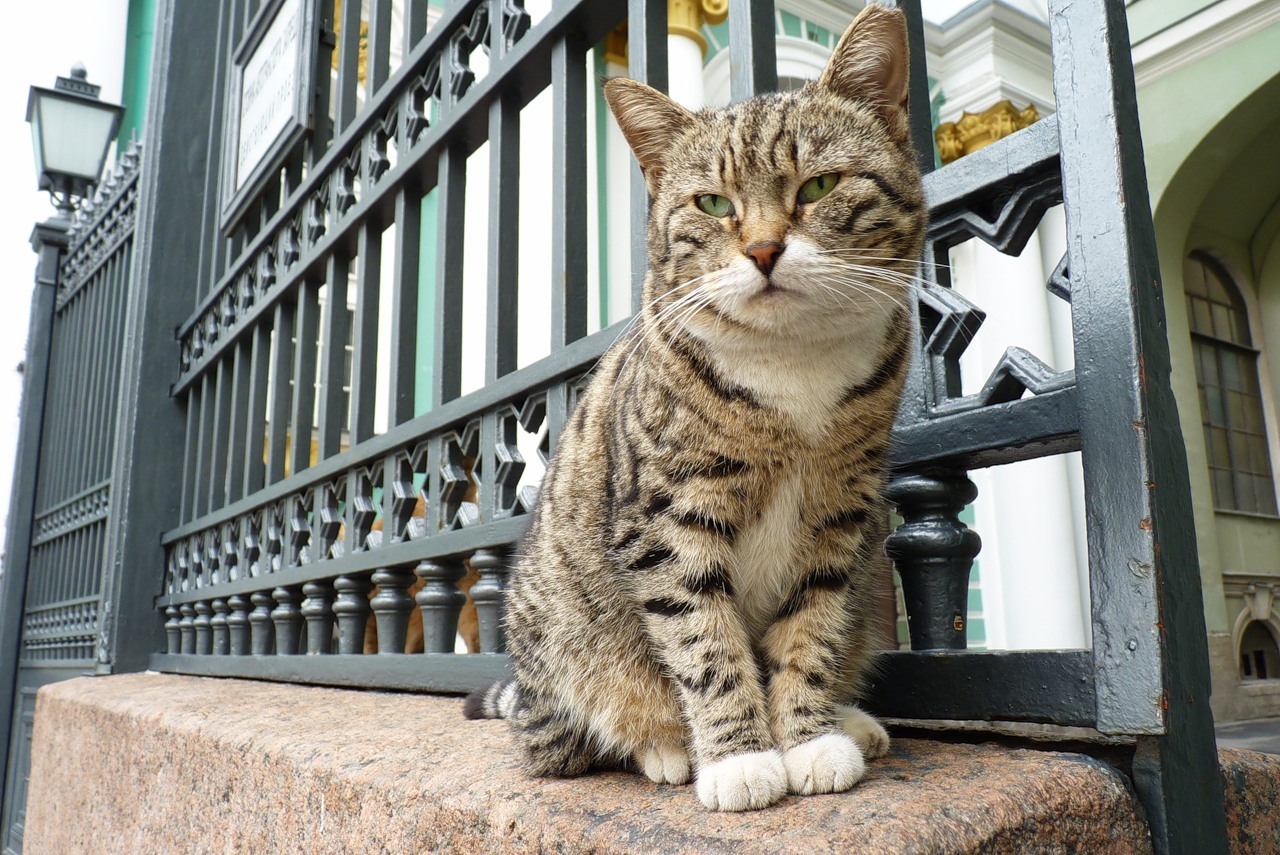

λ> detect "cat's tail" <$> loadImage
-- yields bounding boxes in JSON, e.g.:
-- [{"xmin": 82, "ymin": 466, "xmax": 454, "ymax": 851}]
[{"xmin": 463, "ymin": 678, "xmax": 521, "ymax": 720}]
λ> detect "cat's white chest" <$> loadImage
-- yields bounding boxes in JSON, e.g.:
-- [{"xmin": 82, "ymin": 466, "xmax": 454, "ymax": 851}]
[
  {"xmin": 732, "ymin": 471, "xmax": 807, "ymax": 639},
  {"xmin": 711, "ymin": 336, "xmax": 884, "ymax": 442}
]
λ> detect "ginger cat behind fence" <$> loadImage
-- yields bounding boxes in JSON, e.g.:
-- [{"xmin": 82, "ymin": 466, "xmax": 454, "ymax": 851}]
[{"xmin": 466, "ymin": 5, "xmax": 924, "ymax": 812}]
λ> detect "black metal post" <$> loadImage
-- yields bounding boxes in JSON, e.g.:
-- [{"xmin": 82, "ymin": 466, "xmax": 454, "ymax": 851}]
[
  {"xmin": 98, "ymin": 0, "xmax": 225, "ymax": 673},
  {"xmin": 0, "ymin": 216, "xmax": 68, "ymax": 805}
]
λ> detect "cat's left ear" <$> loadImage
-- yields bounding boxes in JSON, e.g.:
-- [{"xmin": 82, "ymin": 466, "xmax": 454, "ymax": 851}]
[
  {"xmin": 819, "ymin": 4, "xmax": 910, "ymax": 126},
  {"xmin": 603, "ymin": 78, "xmax": 694, "ymax": 181}
]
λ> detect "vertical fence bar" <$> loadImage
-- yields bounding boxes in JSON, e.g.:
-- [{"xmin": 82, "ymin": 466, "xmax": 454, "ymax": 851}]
[
  {"xmin": 334, "ymin": 0, "xmax": 363, "ymax": 134},
  {"xmin": 486, "ymin": 93, "xmax": 519, "ymax": 383},
  {"xmin": 549, "ymin": 32, "xmax": 589, "ymax": 448},
  {"xmin": 1048, "ymin": 0, "xmax": 1227, "ymax": 850},
  {"xmin": 349, "ymin": 220, "xmax": 382, "ymax": 442},
  {"xmin": 193, "ymin": 374, "xmax": 215, "ymax": 518},
  {"xmin": 207, "ymin": 359, "xmax": 232, "ymax": 512},
  {"xmin": 289, "ymin": 281, "xmax": 321, "ymax": 477},
  {"xmin": 266, "ymin": 301, "xmax": 296, "ymax": 483},
  {"xmin": 310, "ymin": 0, "xmax": 336, "ymax": 165},
  {"xmin": 884, "ymin": 0, "xmax": 935, "ymax": 177},
  {"xmin": 627, "ymin": 0, "xmax": 666, "ymax": 314},
  {"xmin": 404, "ymin": 0, "xmax": 428, "ymax": 55},
  {"xmin": 225, "ymin": 337, "xmax": 253, "ymax": 501},
  {"xmin": 241, "ymin": 322, "xmax": 271, "ymax": 497},
  {"xmin": 434, "ymin": 148, "xmax": 466, "ymax": 408},
  {"xmin": 180, "ymin": 385, "xmax": 199, "ymax": 523},
  {"xmin": 316, "ymin": 253, "xmax": 352, "ymax": 459},
  {"xmin": 728, "ymin": 0, "xmax": 776, "ymax": 102},
  {"xmin": 368, "ymin": 0, "xmax": 393, "ymax": 95},
  {"xmin": 391, "ymin": 186, "xmax": 423, "ymax": 422}
]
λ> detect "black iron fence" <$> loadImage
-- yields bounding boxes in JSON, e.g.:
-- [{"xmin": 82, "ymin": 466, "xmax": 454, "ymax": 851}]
[
  {"xmin": 2, "ymin": 0, "xmax": 1228, "ymax": 851},
  {"xmin": 0, "ymin": 141, "xmax": 141, "ymax": 854}
]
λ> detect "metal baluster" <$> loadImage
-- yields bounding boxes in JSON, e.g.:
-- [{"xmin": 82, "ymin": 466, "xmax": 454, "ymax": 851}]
[
  {"xmin": 333, "ymin": 575, "xmax": 373, "ymax": 654},
  {"xmin": 414, "ymin": 558, "xmax": 466, "ymax": 653},
  {"xmin": 271, "ymin": 586, "xmax": 304, "ymax": 654},
  {"xmin": 227, "ymin": 594, "xmax": 251, "ymax": 655},
  {"xmin": 179, "ymin": 603, "xmax": 196, "ymax": 655},
  {"xmin": 211, "ymin": 598, "xmax": 230, "ymax": 655},
  {"xmin": 302, "ymin": 580, "xmax": 335, "ymax": 654},
  {"xmin": 193, "ymin": 601, "xmax": 213, "ymax": 655},
  {"xmin": 370, "ymin": 567, "xmax": 416, "ymax": 653},
  {"xmin": 164, "ymin": 605, "xmax": 181, "ymax": 654},
  {"xmin": 469, "ymin": 548, "xmax": 509, "ymax": 653},
  {"xmin": 884, "ymin": 471, "xmax": 981, "ymax": 651},
  {"xmin": 249, "ymin": 590, "xmax": 275, "ymax": 655}
]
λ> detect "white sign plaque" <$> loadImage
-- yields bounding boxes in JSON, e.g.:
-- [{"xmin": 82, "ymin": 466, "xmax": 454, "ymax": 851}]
[{"xmin": 235, "ymin": 0, "xmax": 303, "ymax": 191}]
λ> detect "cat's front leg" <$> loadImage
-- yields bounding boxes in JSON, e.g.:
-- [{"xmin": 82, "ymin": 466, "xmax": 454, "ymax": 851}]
[
  {"xmin": 638, "ymin": 558, "xmax": 787, "ymax": 811},
  {"xmin": 763, "ymin": 562, "xmax": 874, "ymax": 796}
]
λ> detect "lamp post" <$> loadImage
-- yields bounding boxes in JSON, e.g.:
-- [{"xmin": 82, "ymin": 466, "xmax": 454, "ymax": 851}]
[{"xmin": 25, "ymin": 63, "xmax": 125, "ymax": 217}]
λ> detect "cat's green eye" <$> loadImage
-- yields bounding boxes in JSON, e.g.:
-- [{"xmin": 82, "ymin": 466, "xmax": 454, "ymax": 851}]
[
  {"xmin": 696, "ymin": 194, "xmax": 734, "ymax": 218},
  {"xmin": 798, "ymin": 172, "xmax": 841, "ymax": 204}
]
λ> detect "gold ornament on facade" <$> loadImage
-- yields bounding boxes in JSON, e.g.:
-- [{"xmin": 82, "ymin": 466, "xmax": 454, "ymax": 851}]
[
  {"xmin": 935, "ymin": 100, "xmax": 1040, "ymax": 164},
  {"xmin": 604, "ymin": 0, "xmax": 729, "ymax": 65}
]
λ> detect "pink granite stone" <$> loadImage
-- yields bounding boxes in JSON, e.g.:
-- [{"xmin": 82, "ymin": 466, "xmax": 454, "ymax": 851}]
[{"xmin": 24, "ymin": 673, "xmax": 1159, "ymax": 853}]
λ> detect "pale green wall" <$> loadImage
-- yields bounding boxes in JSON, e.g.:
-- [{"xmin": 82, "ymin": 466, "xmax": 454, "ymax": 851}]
[
  {"xmin": 1127, "ymin": 0, "xmax": 1221, "ymax": 43},
  {"xmin": 1137, "ymin": 23, "xmax": 1280, "ymax": 635}
]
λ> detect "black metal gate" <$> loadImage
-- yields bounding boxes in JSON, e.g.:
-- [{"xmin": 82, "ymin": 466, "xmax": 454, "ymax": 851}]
[{"xmin": 0, "ymin": 146, "xmax": 141, "ymax": 855}]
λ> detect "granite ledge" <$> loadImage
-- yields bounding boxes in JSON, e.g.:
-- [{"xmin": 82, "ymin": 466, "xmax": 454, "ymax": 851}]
[{"xmin": 19, "ymin": 672, "xmax": 1174, "ymax": 853}]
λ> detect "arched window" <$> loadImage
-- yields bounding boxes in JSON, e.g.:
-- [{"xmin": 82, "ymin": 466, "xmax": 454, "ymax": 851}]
[
  {"xmin": 1185, "ymin": 251, "xmax": 1278, "ymax": 514},
  {"xmin": 1239, "ymin": 620, "xmax": 1280, "ymax": 680}
]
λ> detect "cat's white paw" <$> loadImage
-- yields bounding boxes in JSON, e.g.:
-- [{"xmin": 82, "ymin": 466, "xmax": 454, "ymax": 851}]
[
  {"xmin": 695, "ymin": 749, "xmax": 788, "ymax": 811},
  {"xmin": 837, "ymin": 704, "xmax": 891, "ymax": 759},
  {"xmin": 782, "ymin": 732, "xmax": 865, "ymax": 795},
  {"xmin": 639, "ymin": 743, "xmax": 691, "ymax": 785}
]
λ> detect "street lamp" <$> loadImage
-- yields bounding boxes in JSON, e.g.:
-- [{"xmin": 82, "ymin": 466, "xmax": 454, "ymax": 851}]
[{"xmin": 26, "ymin": 63, "xmax": 125, "ymax": 216}]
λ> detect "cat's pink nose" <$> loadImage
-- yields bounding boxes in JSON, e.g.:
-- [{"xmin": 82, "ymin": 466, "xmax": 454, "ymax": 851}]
[{"xmin": 744, "ymin": 241, "xmax": 784, "ymax": 275}]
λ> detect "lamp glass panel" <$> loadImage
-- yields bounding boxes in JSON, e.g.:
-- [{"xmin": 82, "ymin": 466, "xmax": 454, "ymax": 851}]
[
  {"xmin": 37, "ymin": 95, "xmax": 117, "ymax": 180},
  {"xmin": 29, "ymin": 118, "xmax": 45, "ymax": 176}
]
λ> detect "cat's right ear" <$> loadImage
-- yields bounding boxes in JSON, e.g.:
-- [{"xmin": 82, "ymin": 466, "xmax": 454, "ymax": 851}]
[
  {"xmin": 819, "ymin": 4, "xmax": 910, "ymax": 127},
  {"xmin": 603, "ymin": 78, "xmax": 693, "ymax": 181}
]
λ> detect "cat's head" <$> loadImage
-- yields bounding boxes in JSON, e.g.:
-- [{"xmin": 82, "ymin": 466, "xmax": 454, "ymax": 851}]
[{"xmin": 604, "ymin": 4, "xmax": 925, "ymax": 343}]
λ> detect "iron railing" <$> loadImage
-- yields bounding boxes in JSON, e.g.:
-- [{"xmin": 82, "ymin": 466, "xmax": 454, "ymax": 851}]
[
  {"xmin": 0, "ymin": 141, "xmax": 142, "ymax": 855},
  {"xmin": 131, "ymin": 0, "xmax": 1223, "ymax": 850}
]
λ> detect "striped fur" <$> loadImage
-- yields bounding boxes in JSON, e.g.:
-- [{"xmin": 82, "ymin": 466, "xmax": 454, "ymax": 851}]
[{"xmin": 465, "ymin": 5, "xmax": 924, "ymax": 811}]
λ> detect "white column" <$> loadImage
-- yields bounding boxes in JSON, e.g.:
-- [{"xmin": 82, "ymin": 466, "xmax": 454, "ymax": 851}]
[
  {"xmin": 667, "ymin": 33, "xmax": 706, "ymax": 109},
  {"xmin": 952, "ymin": 232, "xmax": 1089, "ymax": 650},
  {"xmin": 1038, "ymin": 205, "xmax": 1092, "ymax": 645}
]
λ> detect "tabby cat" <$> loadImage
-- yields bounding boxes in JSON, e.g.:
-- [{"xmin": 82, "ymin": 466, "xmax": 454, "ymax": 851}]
[{"xmin": 465, "ymin": 4, "xmax": 925, "ymax": 812}]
